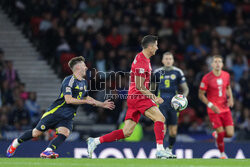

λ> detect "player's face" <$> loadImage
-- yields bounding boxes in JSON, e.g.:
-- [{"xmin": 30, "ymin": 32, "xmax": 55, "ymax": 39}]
[
  {"xmin": 149, "ymin": 41, "xmax": 158, "ymax": 56},
  {"xmin": 211, "ymin": 58, "xmax": 223, "ymax": 71},
  {"xmin": 162, "ymin": 54, "xmax": 174, "ymax": 67},
  {"xmin": 78, "ymin": 61, "xmax": 88, "ymax": 77}
]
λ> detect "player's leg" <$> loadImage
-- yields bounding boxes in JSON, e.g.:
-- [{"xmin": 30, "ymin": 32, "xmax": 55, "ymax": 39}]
[
  {"xmin": 165, "ymin": 106, "xmax": 178, "ymax": 158},
  {"xmin": 40, "ymin": 126, "xmax": 70, "ymax": 159},
  {"xmin": 215, "ymin": 126, "xmax": 227, "ymax": 159},
  {"xmin": 166, "ymin": 125, "xmax": 177, "ymax": 158},
  {"xmin": 6, "ymin": 128, "xmax": 43, "ymax": 157},
  {"xmin": 87, "ymin": 119, "xmax": 136, "ymax": 158},
  {"xmin": 208, "ymin": 112, "xmax": 227, "ymax": 158},
  {"xmin": 224, "ymin": 125, "xmax": 234, "ymax": 138},
  {"xmin": 144, "ymin": 106, "xmax": 172, "ymax": 159}
]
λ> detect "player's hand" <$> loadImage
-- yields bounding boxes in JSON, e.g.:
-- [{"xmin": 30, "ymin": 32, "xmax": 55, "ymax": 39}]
[
  {"xmin": 211, "ymin": 105, "xmax": 220, "ymax": 114},
  {"xmin": 154, "ymin": 97, "xmax": 164, "ymax": 104},
  {"xmin": 103, "ymin": 99, "xmax": 115, "ymax": 110},
  {"xmin": 227, "ymin": 98, "xmax": 234, "ymax": 108}
]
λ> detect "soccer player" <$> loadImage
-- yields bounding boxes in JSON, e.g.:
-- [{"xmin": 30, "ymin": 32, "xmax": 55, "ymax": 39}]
[
  {"xmin": 199, "ymin": 55, "xmax": 234, "ymax": 159},
  {"xmin": 154, "ymin": 52, "xmax": 189, "ymax": 158},
  {"xmin": 6, "ymin": 56, "xmax": 115, "ymax": 158},
  {"xmin": 87, "ymin": 35, "xmax": 171, "ymax": 159}
]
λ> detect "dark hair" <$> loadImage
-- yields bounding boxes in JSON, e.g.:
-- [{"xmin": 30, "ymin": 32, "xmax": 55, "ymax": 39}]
[
  {"xmin": 68, "ymin": 56, "xmax": 85, "ymax": 70},
  {"xmin": 141, "ymin": 35, "xmax": 158, "ymax": 49}
]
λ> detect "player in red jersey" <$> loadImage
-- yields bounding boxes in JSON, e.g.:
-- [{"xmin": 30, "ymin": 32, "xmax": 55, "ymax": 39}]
[
  {"xmin": 87, "ymin": 35, "xmax": 171, "ymax": 159},
  {"xmin": 199, "ymin": 55, "xmax": 234, "ymax": 159}
]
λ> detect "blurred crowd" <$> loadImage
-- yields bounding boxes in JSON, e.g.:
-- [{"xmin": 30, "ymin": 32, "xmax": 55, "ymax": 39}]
[
  {"xmin": 0, "ymin": 49, "xmax": 41, "ymax": 139},
  {"xmin": 0, "ymin": 0, "xmax": 249, "ymax": 140}
]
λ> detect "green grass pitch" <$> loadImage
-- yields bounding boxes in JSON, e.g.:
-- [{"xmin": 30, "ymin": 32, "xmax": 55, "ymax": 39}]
[{"xmin": 0, "ymin": 158, "xmax": 249, "ymax": 167}]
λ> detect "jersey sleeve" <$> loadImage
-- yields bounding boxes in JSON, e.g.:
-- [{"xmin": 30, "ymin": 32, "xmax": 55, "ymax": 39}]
[
  {"xmin": 134, "ymin": 59, "xmax": 148, "ymax": 78},
  {"xmin": 153, "ymin": 70, "xmax": 161, "ymax": 83},
  {"xmin": 199, "ymin": 75, "xmax": 208, "ymax": 91},
  {"xmin": 178, "ymin": 69, "xmax": 186, "ymax": 84},
  {"xmin": 62, "ymin": 77, "xmax": 74, "ymax": 96}
]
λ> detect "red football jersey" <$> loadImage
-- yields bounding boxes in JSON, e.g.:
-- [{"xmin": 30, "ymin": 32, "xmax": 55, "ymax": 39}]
[
  {"xmin": 128, "ymin": 52, "xmax": 152, "ymax": 98},
  {"xmin": 200, "ymin": 70, "xmax": 231, "ymax": 114}
]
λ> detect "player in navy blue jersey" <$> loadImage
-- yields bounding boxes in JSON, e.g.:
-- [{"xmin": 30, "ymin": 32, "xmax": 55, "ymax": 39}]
[
  {"xmin": 7, "ymin": 56, "xmax": 115, "ymax": 159},
  {"xmin": 154, "ymin": 52, "xmax": 189, "ymax": 158}
]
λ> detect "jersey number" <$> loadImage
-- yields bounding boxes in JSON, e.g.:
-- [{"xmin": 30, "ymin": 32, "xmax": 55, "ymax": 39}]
[
  {"xmin": 164, "ymin": 79, "xmax": 170, "ymax": 88},
  {"xmin": 77, "ymin": 92, "xmax": 82, "ymax": 99},
  {"xmin": 218, "ymin": 86, "xmax": 222, "ymax": 97}
]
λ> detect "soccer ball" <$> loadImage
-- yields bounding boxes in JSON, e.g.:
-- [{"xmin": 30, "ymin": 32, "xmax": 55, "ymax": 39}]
[{"xmin": 171, "ymin": 94, "xmax": 188, "ymax": 111}]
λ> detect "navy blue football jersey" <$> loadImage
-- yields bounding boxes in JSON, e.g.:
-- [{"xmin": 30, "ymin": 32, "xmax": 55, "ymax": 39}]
[
  {"xmin": 44, "ymin": 75, "xmax": 88, "ymax": 119},
  {"xmin": 154, "ymin": 66, "xmax": 186, "ymax": 99}
]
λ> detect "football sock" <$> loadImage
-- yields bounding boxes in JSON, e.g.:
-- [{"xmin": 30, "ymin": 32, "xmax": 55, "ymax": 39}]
[
  {"xmin": 12, "ymin": 138, "xmax": 20, "ymax": 148},
  {"xmin": 216, "ymin": 132, "xmax": 225, "ymax": 153},
  {"xmin": 17, "ymin": 129, "xmax": 33, "ymax": 144},
  {"xmin": 94, "ymin": 137, "xmax": 101, "ymax": 145},
  {"xmin": 157, "ymin": 143, "xmax": 164, "ymax": 151},
  {"xmin": 99, "ymin": 129, "xmax": 125, "ymax": 143},
  {"xmin": 168, "ymin": 136, "xmax": 176, "ymax": 149},
  {"xmin": 48, "ymin": 134, "xmax": 67, "ymax": 150},
  {"xmin": 154, "ymin": 121, "xmax": 164, "ymax": 145}
]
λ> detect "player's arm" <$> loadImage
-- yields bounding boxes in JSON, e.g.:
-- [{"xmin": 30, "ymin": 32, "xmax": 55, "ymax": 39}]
[
  {"xmin": 64, "ymin": 95, "xmax": 92, "ymax": 105},
  {"xmin": 179, "ymin": 82, "xmax": 189, "ymax": 97},
  {"xmin": 198, "ymin": 89, "xmax": 220, "ymax": 114},
  {"xmin": 226, "ymin": 85, "xmax": 234, "ymax": 107},
  {"xmin": 86, "ymin": 96, "xmax": 115, "ymax": 110},
  {"xmin": 135, "ymin": 75, "xmax": 163, "ymax": 104}
]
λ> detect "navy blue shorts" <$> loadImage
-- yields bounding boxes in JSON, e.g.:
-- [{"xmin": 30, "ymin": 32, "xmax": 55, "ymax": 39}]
[
  {"xmin": 35, "ymin": 113, "xmax": 73, "ymax": 132},
  {"xmin": 159, "ymin": 99, "xmax": 178, "ymax": 126}
]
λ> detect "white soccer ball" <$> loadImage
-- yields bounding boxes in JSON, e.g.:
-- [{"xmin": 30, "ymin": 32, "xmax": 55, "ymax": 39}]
[{"xmin": 171, "ymin": 94, "xmax": 188, "ymax": 112}]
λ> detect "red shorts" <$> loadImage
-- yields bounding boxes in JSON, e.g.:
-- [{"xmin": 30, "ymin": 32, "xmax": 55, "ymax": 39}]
[
  {"xmin": 125, "ymin": 98, "xmax": 157, "ymax": 123},
  {"xmin": 208, "ymin": 111, "xmax": 234, "ymax": 129}
]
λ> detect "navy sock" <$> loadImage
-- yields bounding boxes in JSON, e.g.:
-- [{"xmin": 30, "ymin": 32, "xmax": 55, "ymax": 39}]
[
  {"xmin": 18, "ymin": 130, "xmax": 33, "ymax": 143},
  {"xmin": 168, "ymin": 136, "xmax": 176, "ymax": 149},
  {"xmin": 48, "ymin": 134, "xmax": 67, "ymax": 150}
]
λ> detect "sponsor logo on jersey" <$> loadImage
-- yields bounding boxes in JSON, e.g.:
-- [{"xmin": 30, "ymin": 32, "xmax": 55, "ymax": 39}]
[{"xmin": 75, "ymin": 85, "xmax": 80, "ymax": 89}]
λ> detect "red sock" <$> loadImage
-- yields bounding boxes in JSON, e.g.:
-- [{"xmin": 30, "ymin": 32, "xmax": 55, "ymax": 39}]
[
  {"xmin": 99, "ymin": 129, "xmax": 125, "ymax": 143},
  {"xmin": 154, "ymin": 121, "xmax": 164, "ymax": 144},
  {"xmin": 216, "ymin": 132, "xmax": 225, "ymax": 153}
]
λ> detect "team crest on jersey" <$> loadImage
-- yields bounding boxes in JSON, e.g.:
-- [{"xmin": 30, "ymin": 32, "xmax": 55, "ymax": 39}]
[
  {"xmin": 217, "ymin": 78, "xmax": 223, "ymax": 85},
  {"xmin": 170, "ymin": 74, "xmax": 176, "ymax": 80},
  {"xmin": 41, "ymin": 125, "xmax": 46, "ymax": 130},
  {"xmin": 80, "ymin": 87, "xmax": 83, "ymax": 90}
]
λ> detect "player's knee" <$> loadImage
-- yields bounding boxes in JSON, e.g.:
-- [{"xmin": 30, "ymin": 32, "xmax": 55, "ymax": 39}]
[
  {"xmin": 169, "ymin": 131, "xmax": 177, "ymax": 137},
  {"xmin": 123, "ymin": 129, "xmax": 133, "ymax": 138},
  {"xmin": 59, "ymin": 131, "xmax": 70, "ymax": 138},
  {"xmin": 226, "ymin": 131, "xmax": 234, "ymax": 138},
  {"xmin": 32, "ymin": 129, "xmax": 43, "ymax": 138},
  {"xmin": 156, "ymin": 114, "xmax": 165, "ymax": 123}
]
